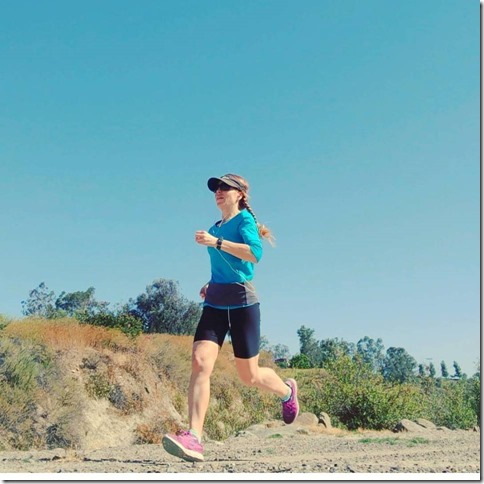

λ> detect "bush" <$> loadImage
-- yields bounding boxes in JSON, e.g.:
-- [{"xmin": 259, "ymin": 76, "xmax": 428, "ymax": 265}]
[
  {"xmin": 296, "ymin": 355, "xmax": 423, "ymax": 430},
  {"xmin": 284, "ymin": 355, "xmax": 480, "ymax": 432},
  {"xmin": 0, "ymin": 337, "xmax": 81, "ymax": 450},
  {"xmin": 80, "ymin": 311, "xmax": 143, "ymax": 337},
  {"xmin": 85, "ymin": 373, "xmax": 112, "ymax": 399},
  {"xmin": 290, "ymin": 353, "xmax": 312, "ymax": 369},
  {"xmin": 468, "ymin": 375, "xmax": 481, "ymax": 426},
  {"xmin": 424, "ymin": 379, "xmax": 478, "ymax": 429}
]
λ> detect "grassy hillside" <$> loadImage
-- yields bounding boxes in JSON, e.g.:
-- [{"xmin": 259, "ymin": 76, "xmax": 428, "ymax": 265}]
[
  {"xmin": 0, "ymin": 317, "xmax": 479, "ymax": 452},
  {"xmin": 0, "ymin": 318, "xmax": 281, "ymax": 451}
]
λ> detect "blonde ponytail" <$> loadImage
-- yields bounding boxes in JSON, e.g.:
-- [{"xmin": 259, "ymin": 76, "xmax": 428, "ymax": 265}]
[
  {"xmin": 240, "ymin": 195, "xmax": 275, "ymax": 247},
  {"xmin": 221, "ymin": 173, "xmax": 276, "ymax": 246}
]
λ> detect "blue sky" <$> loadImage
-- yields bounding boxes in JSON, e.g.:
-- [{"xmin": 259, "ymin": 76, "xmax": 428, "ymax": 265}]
[{"xmin": 1, "ymin": 0, "xmax": 479, "ymax": 375}]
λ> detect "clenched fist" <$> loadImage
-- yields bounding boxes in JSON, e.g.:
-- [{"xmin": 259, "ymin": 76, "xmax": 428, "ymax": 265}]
[{"xmin": 195, "ymin": 230, "xmax": 217, "ymax": 247}]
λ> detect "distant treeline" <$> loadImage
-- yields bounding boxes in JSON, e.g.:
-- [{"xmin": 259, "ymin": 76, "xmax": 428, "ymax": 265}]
[
  {"xmin": 278, "ymin": 326, "xmax": 474, "ymax": 384},
  {"xmin": 20, "ymin": 280, "xmax": 201, "ymax": 337}
]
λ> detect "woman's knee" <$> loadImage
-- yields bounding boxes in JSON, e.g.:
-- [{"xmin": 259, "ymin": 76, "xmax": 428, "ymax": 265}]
[
  {"xmin": 237, "ymin": 368, "xmax": 259, "ymax": 387},
  {"xmin": 239, "ymin": 375, "xmax": 258, "ymax": 387},
  {"xmin": 192, "ymin": 342, "xmax": 218, "ymax": 375}
]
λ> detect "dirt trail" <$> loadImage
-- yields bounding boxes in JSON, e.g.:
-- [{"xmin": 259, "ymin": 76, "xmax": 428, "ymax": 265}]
[{"xmin": 0, "ymin": 419, "xmax": 480, "ymax": 476}]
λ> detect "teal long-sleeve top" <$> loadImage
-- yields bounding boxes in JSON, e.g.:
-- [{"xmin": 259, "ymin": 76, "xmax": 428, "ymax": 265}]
[{"xmin": 207, "ymin": 209, "xmax": 262, "ymax": 284}]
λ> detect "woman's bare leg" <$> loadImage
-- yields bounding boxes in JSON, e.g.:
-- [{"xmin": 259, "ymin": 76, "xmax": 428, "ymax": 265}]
[
  {"xmin": 235, "ymin": 354, "xmax": 289, "ymax": 397},
  {"xmin": 188, "ymin": 340, "xmax": 219, "ymax": 437}
]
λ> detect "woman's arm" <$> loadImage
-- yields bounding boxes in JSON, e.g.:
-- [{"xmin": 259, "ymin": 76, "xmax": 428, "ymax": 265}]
[
  {"xmin": 195, "ymin": 230, "xmax": 257, "ymax": 263},
  {"xmin": 217, "ymin": 238, "xmax": 257, "ymax": 263}
]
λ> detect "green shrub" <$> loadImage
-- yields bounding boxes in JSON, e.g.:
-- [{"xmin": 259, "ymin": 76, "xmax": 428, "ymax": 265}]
[
  {"xmin": 290, "ymin": 353, "xmax": 312, "ymax": 369},
  {"xmin": 424, "ymin": 379, "xmax": 478, "ymax": 429},
  {"xmin": 467, "ymin": 375, "xmax": 481, "ymax": 426},
  {"xmin": 85, "ymin": 373, "xmax": 112, "ymax": 399},
  {"xmin": 0, "ymin": 383, "xmax": 38, "ymax": 449},
  {"xmin": 80, "ymin": 312, "xmax": 143, "ymax": 337},
  {"xmin": 0, "ymin": 339, "xmax": 54, "ymax": 391},
  {"xmin": 285, "ymin": 355, "xmax": 479, "ymax": 431},
  {"xmin": 295, "ymin": 355, "xmax": 423, "ymax": 430},
  {"xmin": 0, "ymin": 337, "xmax": 81, "ymax": 450}
]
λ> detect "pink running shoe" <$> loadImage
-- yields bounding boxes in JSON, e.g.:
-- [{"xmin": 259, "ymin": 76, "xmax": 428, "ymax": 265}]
[
  {"xmin": 282, "ymin": 378, "xmax": 299, "ymax": 424},
  {"xmin": 162, "ymin": 430, "xmax": 204, "ymax": 462}
]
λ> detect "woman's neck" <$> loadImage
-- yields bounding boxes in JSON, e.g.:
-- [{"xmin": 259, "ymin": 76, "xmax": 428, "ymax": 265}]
[{"xmin": 221, "ymin": 208, "xmax": 240, "ymax": 223}]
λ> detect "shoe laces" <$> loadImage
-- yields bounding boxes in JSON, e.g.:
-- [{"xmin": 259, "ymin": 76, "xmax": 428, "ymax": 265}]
[{"xmin": 283, "ymin": 399, "xmax": 297, "ymax": 412}]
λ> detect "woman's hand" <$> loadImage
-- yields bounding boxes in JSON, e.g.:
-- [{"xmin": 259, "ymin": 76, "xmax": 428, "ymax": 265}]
[
  {"xmin": 195, "ymin": 230, "xmax": 217, "ymax": 247},
  {"xmin": 199, "ymin": 283, "xmax": 209, "ymax": 299}
]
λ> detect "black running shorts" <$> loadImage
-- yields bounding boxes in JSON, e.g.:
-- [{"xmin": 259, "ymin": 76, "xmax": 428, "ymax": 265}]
[{"xmin": 193, "ymin": 304, "xmax": 260, "ymax": 359}]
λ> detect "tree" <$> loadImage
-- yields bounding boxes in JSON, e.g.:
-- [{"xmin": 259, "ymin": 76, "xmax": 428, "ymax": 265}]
[
  {"xmin": 271, "ymin": 343, "xmax": 291, "ymax": 361},
  {"xmin": 428, "ymin": 362, "xmax": 436, "ymax": 378},
  {"xmin": 472, "ymin": 358, "xmax": 481, "ymax": 380},
  {"xmin": 259, "ymin": 335, "xmax": 271, "ymax": 352},
  {"xmin": 453, "ymin": 361, "xmax": 463, "ymax": 379},
  {"xmin": 319, "ymin": 337, "xmax": 355, "ymax": 367},
  {"xmin": 472, "ymin": 359, "xmax": 480, "ymax": 380},
  {"xmin": 296, "ymin": 326, "xmax": 320, "ymax": 367},
  {"xmin": 130, "ymin": 279, "xmax": 202, "ymax": 335},
  {"xmin": 22, "ymin": 283, "xmax": 109, "ymax": 320},
  {"xmin": 55, "ymin": 287, "xmax": 108, "ymax": 317},
  {"xmin": 356, "ymin": 336, "xmax": 385, "ymax": 373},
  {"xmin": 21, "ymin": 282, "xmax": 58, "ymax": 318},
  {"xmin": 418, "ymin": 363, "xmax": 426, "ymax": 377},
  {"xmin": 441, "ymin": 360, "xmax": 449, "ymax": 378},
  {"xmin": 382, "ymin": 347, "xmax": 417, "ymax": 383}
]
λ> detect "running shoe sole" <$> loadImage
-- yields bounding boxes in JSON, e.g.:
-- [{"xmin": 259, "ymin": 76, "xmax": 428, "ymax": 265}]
[{"xmin": 162, "ymin": 434, "xmax": 204, "ymax": 462}]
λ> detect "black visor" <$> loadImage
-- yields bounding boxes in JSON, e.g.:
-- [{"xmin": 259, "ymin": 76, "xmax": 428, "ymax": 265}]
[{"xmin": 207, "ymin": 175, "xmax": 246, "ymax": 192}]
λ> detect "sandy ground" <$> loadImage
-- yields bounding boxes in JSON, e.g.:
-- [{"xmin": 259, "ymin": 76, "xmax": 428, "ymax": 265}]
[{"xmin": 0, "ymin": 417, "xmax": 480, "ymax": 477}]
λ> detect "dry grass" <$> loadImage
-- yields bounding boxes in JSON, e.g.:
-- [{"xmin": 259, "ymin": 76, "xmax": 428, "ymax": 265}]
[
  {"xmin": 0, "ymin": 318, "xmax": 289, "ymax": 449},
  {"xmin": 0, "ymin": 329, "xmax": 83, "ymax": 450},
  {"xmin": 3, "ymin": 318, "xmax": 137, "ymax": 352}
]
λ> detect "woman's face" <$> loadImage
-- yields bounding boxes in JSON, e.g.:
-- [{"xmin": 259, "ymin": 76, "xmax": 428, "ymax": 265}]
[{"xmin": 215, "ymin": 184, "xmax": 242, "ymax": 210}]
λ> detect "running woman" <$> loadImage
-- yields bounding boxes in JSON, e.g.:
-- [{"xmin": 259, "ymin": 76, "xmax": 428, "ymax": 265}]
[{"xmin": 162, "ymin": 174, "xmax": 299, "ymax": 462}]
